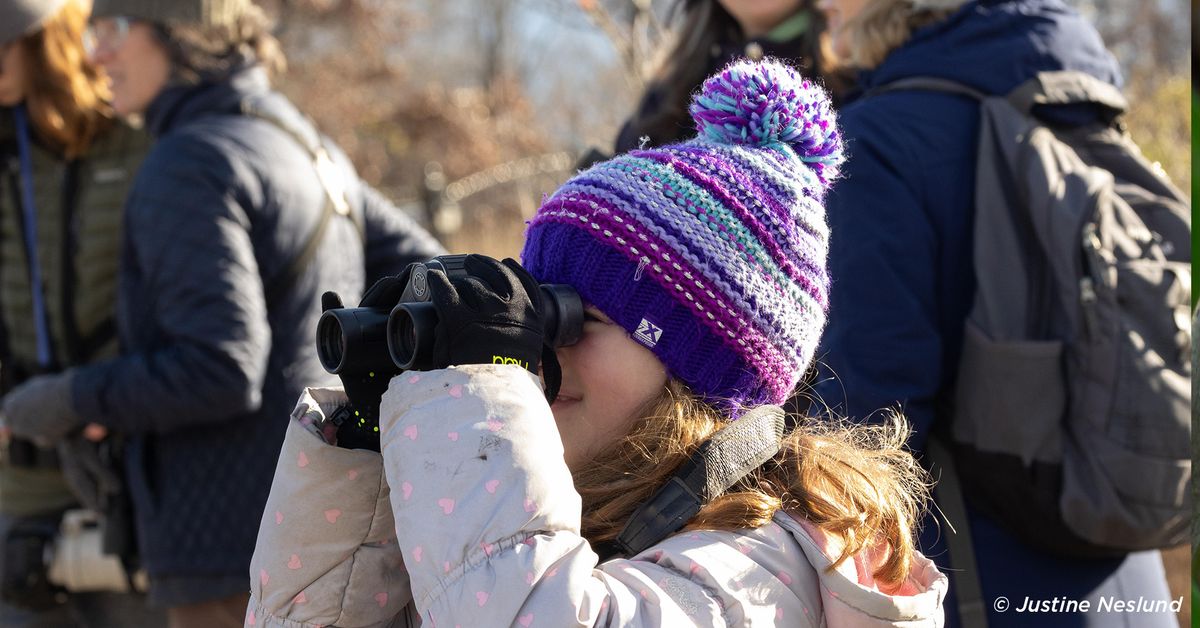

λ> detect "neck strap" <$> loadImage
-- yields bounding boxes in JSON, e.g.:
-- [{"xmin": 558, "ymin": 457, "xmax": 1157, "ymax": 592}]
[{"xmin": 598, "ymin": 404, "xmax": 786, "ymax": 559}]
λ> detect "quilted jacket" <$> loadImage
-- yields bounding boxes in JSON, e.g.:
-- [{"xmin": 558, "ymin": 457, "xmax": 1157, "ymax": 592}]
[{"xmin": 67, "ymin": 65, "xmax": 444, "ymax": 604}]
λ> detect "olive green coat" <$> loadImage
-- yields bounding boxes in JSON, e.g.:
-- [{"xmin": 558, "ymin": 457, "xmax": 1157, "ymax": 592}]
[{"xmin": 0, "ymin": 109, "xmax": 150, "ymax": 516}]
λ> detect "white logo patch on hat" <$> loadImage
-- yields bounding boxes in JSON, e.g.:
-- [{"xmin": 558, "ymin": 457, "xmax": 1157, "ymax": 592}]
[{"xmin": 634, "ymin": 318, "xmax": 662, "ymax": 348}]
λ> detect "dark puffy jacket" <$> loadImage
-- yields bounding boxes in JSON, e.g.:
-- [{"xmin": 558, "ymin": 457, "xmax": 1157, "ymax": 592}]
[
  {"xmin": 69, "ymin": 66, "xmax": 444, "ymax": 605},
  {"xmin": 813, "ymin": 1, "xmax": 1176, "ymax": 627}
]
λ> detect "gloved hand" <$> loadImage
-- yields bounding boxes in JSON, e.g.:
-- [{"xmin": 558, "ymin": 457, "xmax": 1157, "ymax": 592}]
[
  {"xmin": 57, "ymin": 435, "xmax": 122, "ymax": 512},
  {"xmin": 2, "ymin": 371, "xmax": 81, "ymax": 447},
  {"xmin": 428, "ymin": 255, "xmax": 544, "ymax": 374},
  {"xmin": 322, "ymin": 264, "xmax": 411, "ymax": 317}
]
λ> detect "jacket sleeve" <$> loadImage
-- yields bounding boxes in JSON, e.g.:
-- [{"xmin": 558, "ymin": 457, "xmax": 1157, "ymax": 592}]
[
  {"xmin": 379, "ymin": 366, "xmax": 765, "ymax": 626},
  {"xmin": 247, "ymin": 387, "xmax": 413, "ymax": 628},
  {"xmin": 70, "ymin": 137, "xmax": 270, "ymax": 433},
  {"xmin": 358, "ymin": 182, "xmax": 445, "ymax": 281},
  {"xmin": 811, "ymin": 110, "xmax": 943, "ymax": 451}
]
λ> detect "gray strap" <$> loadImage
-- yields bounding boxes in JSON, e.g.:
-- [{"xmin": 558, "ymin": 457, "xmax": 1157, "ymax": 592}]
[
  {"xmin": 1006, "ymin": 71, "xmax": 1127, "ymax": 116},
  {"xmin": 238, "ymin": 97, "xmax": 365, "ymax": 305},
  {"xmin": 864, "ymin": 77, "xmax": 985, "ymax": 102},
  {"xmin": 926, "ymin": 435, "xmax": 989, "ymax": 628},
  {"xmin": 239, "ymin": 98, "xmax": 360, "ymax": 234},
  {"xmin": 609, "ymin": 405, "xmax": 786, "ymax": 557},
  {"xmin": 693, "ymin": 405, "xmax": 786, "ymax": 502},
  {"xmin": 867, "ymin": 71, "xmax": 1127, "ymax": 119}
]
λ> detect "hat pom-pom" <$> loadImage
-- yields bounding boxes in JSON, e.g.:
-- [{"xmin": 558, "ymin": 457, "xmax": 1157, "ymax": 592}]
[{"xmin": 689, "ymin": 59, "xmax": 844, "ymax": 177}]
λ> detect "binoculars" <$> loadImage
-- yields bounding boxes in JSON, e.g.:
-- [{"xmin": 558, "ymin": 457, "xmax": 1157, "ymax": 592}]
[
  {"xmin": 314, "ymin": 255, "xmax": 582, "ymax": 450},
  {"xmin": 317, "ymin": 254, "xmax": 582, "ymax": 374}
]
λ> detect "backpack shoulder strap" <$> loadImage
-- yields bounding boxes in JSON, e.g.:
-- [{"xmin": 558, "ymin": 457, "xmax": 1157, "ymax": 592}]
[
  {"xmin": 866, "ymin": 72, "xmax": 1128, "ymax": 118},
  {"xmin": 864, "ymin": 76, "xmax": 986, "ymax": 102},
  {"xmin": 238, "ymin": 96, "xmax": 365, "ymax": 306},
  {"xmin": 239, "ymin": 97, "xmax": 359, "ymax": 227}
]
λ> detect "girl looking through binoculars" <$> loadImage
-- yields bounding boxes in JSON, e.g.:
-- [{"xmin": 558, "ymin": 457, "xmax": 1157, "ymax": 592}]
[{"xmin": 246, "ymin": 59, "xmax": 946, "ymax": 628}]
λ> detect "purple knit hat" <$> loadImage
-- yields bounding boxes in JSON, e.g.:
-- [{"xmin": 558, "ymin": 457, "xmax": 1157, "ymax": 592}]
[{"xmin": 521, "ymin": 59, "xmax": 843, "ymax": 417}]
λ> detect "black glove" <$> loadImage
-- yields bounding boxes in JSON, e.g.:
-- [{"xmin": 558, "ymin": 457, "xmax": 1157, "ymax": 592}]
[
  {"xmin": 428, "ymin": 255, "xmax": 544, "ymax": 374},
  {"xmin": 358, "ymin": 270, "xmax": 411, "ymax": 312}
]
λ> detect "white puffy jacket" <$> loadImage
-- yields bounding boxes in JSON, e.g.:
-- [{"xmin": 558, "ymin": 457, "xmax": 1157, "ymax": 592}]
[{"xmin": 246, "ymin": 365, "xmax": 946, "ymax": 627}]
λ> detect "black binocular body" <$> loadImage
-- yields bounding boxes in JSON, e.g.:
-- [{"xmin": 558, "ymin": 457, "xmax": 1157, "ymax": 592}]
[{"xmin": 315, "ymin": 255, "xmax": 582, "ymax": 450}]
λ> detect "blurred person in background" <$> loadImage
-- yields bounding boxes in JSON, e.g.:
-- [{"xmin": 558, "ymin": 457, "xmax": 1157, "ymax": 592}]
[
  {"xmin": 612, "ymin": 0, "xmax": 850, "ymax": 156},
  {"xmin": 0, "ymin": 0, "xmax": 161, "ymax": 625},
  {"xmin": 811, "ymin": 0, "xmax": 1179, "ymax": 627},
  {"xmin": 0, "ymin": 0, "xmax": 444, "ymax": 626}
]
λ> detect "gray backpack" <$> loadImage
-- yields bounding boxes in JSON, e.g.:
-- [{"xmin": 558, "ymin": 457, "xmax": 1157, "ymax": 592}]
[{"xmin": 880, "ymin": 71, "xmax": 1191, "ymax": 557}]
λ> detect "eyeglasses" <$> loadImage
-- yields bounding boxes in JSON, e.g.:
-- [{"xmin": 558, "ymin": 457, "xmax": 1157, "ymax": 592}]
[{"xmin": 84, "ymin": 17, "xmax": 133, "ymax": 57}]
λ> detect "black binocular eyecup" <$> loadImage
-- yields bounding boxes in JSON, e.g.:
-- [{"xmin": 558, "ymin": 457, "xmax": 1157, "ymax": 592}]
[
  {"xmin": 539, "ymin": 284, "xmax": 583, "ymax": 348},
  {"xmin": 316, "ymin": 307, "xmax": 393, "ymax": 375},
  {"xmin": 386, "ymin": 302, "xmax": 438, "ymax": 372},
  {"xmin": 315, "ymin": 283, "xmax": 583, "ymax": 377}
]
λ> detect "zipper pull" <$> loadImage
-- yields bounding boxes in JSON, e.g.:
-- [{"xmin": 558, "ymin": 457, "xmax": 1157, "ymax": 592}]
[
  {"xmin": 327, "ymin": 404, "xmax": 354, "ymax": 428},
  {"xmin": 1079, "ymin": 276, "xmax": 1099, "ymax": 338},
  {"xmin": 313, "ymin": 404, "xmax": 356, "ymax": 445},
  {"xmin": 1082, "ymin": 222, "xmax": 1102, "ymax": 253}
]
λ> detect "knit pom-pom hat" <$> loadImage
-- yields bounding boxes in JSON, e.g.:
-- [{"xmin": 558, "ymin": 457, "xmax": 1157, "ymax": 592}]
[{"xmin": 522, "ymin": 59, "xmax": 843, "ymax": 418}]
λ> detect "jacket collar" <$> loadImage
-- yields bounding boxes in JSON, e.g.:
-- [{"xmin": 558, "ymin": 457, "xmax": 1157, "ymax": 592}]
[
  {"xmin": 854, "ymin": 0, "xmax": 1121, "ymax": 96},
  {"xmin": 143, "ymin": 64, "xmax": 271, "ymax": 138}
]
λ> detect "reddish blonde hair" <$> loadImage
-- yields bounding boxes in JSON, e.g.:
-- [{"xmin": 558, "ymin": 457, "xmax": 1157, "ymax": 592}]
[
  {"xmin": 18, "ymin": 0, "xmax": 113, "ymax": 158},
  {"xmin": 573, "ymin": 380, "xmax": 930, "ymax": 587},
  {"xmin": 824, "ymin": 0, "xmax": 953, "ymax": 71}
]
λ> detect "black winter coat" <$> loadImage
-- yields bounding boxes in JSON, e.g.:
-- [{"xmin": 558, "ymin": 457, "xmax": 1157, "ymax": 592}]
[{"xmin": 69, "ymin": 66, "xmax": 444, "ymax": 604}]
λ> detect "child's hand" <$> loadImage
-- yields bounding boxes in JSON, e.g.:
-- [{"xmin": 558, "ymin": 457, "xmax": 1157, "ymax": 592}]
[{"xmin": 427, "ymin": 255, "xmax": 545, "ymax": 374}]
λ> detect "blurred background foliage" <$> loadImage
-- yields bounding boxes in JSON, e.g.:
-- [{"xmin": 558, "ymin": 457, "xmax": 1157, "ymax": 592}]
[
  {"xmin": 259, "ymin": 0, "xmax": 1190, "ymax": 254},
  {"xmin": 256, "ymin": 0, "xmax": 1190, "ymax": 622},
  {"xmin": 1124, "ymin": 74, "xmax": 1190, "ymax": 194}
]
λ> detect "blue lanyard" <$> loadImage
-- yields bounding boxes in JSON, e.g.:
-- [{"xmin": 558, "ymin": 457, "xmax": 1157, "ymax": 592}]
[{"xmin": 13, "ymin": 105, "xmax": 54, "ymax": 369}]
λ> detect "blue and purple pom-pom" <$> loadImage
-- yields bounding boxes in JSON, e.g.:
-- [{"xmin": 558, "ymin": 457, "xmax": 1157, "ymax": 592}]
[{"xmin": 689, "ymin": 58, "xmax": 844, "ymax": 178}]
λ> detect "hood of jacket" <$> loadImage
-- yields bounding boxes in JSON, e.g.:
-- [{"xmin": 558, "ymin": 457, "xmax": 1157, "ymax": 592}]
[
  {"xmin": 858, "ymin": 0, "xmax": 1121, "ymax": 96},
  {"xmin": 143, "ymin": 63, "xmax": 272, "ymax": 138}
]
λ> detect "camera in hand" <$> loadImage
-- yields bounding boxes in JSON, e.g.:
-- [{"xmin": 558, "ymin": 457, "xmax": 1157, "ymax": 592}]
[{"xmin": 315, "ymin": 254, "xmax": 583, "ymax": 451}]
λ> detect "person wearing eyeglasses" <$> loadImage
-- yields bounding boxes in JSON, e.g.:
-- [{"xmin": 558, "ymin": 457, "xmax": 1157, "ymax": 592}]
[
  {"xmin": 0, "ymin": 1, "xmax": 445, "ymax": 627},
  {"xmin": 0, "ymin": 0, "xmax": 164, "ymax": 626}
]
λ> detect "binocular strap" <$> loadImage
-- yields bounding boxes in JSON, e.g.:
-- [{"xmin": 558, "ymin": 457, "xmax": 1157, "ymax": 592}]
[
  {"xmin": 596, "ymin": 405, "xmax": 786, "ymax": 560},
  {"xmin": 540, "ymin": 344, "xmax": 562, "ymax": 406}
]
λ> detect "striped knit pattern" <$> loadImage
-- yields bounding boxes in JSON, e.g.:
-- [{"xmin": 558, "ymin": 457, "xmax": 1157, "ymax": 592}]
[{"xmin": 522, "ymin": 59, "xmax": 843, "ymax": 417}]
